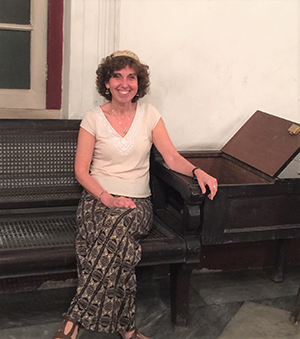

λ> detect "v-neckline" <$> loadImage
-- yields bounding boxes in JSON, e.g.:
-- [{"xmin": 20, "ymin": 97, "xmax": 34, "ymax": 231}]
[{"xmin": 99, "ymin": 103, "xmax": 139, "ymax": 138}]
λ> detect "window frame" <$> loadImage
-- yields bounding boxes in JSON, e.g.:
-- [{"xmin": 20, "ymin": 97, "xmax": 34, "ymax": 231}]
[{"xmin": 0, "ymin": 0, "xmax": 63, "ymax": 118}]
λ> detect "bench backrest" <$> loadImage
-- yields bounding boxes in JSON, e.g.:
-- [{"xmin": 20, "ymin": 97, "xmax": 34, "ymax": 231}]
[{"xmin": 0, "ymin": 119, "xmax": 82, "ymax": 210}]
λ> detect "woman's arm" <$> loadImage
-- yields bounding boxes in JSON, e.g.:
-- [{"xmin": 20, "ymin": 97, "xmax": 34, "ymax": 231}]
[
  {"xmin": 75, "ymin": 127, "xmax": 136, "ymax": 208},
  {"xmin": 152, "ymin": 118, "xmax": 218, "ymax": 200}
]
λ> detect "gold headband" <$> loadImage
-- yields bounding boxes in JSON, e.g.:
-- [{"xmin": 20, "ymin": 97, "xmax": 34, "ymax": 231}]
[{"xmin": 112, "ymin": 50, "xmax": 140, "ymax": 62}]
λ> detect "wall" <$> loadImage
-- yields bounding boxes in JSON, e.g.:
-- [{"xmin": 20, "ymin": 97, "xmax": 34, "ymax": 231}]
[
  {"xmin": 62, "ymin": 0, "xmax": 119, "ymax": 119},
  {"xmin": 63, "ymin": 0, "xmax": 299, "ymax": 150}
]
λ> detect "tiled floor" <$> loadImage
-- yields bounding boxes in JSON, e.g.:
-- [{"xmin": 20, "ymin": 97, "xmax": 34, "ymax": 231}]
[{"xmin": 0, "ymin": 266, "xmax": 300, "ymax": 339}]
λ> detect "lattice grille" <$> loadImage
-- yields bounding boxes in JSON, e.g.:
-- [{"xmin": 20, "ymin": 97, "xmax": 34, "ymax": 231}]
[
  {"xmin": 145, "ymin": 216, "xmax": 176, "ymax": 240},
  {"xmin": 0, "ymin": 215, "xmax": 175, "ymax": 250},
  {"xmin": 0, "ymin": 129, "xmax": 81, "ymax": 201},
  {"xmin": 0, "ymin": 130, "xmax": 77, "ymax": 177},
  {"xmin": 0, "ymin": 217, "xmax": 77, "ymax": 249}
]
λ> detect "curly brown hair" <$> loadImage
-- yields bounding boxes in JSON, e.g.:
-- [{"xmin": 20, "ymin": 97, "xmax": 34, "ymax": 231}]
[{"xmin": 96, "ymin": 53, "xmax": 150, "ymax": 102}]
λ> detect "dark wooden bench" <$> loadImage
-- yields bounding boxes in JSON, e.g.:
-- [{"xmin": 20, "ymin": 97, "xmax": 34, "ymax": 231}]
[{"xmin": 0, "ymin": 119, "xmax": 202, "ymax": 329}]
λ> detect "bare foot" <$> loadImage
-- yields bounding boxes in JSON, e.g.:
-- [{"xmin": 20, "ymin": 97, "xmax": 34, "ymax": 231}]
[
  {"xmin": 119, "ymin": 330, "xmax": 135, "ymax": 339},
  {"xmin": 53, "ymin": 320, "xmax": 79, "ymax": 339}
]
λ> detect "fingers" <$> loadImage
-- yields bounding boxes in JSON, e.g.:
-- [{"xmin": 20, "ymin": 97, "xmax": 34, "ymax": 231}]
[
  {"xmin": 100, "ymin": 193, "xmax": 136, "ymax": 208},
  {"xmin": 208, "ymin": 182, "xmax": 218, "ymax": 200},
  {"xmin": 114, "ymin": 196, "xmax": 136, "ymax": 208},
  {"xmin": 207, "ymin": 178, "xmax": 218, "ymax": 200},
  {"xmin": 198, "ymin": 182, "xmax": 207, "ymax": 195},
  {"xmin": 197, "ymin": 175, "xmax": 218, "ymax": 200}
]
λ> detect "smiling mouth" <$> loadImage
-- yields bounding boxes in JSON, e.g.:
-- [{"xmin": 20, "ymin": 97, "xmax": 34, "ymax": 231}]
[{"xmin": 118, "ymin": 90, "xmax": 130, "ymax": 95}]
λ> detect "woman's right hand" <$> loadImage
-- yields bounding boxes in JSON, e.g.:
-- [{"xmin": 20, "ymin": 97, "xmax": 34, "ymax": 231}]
[{"xmin": 101, "ymin": 192, "xmax": 136, "ymax": 209}]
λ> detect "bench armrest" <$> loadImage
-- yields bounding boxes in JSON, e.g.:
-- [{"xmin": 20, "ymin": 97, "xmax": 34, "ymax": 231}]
[
  {"xmin": 152, "ymin": 151, "xmax": 205, "ymax": 203},
  {"xmin": 150, "ymin": 147, "xmax": 206, "ymax": 233}
]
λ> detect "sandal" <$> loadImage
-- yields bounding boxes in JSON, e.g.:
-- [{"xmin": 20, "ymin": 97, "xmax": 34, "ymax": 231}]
[
  {"xmin": 52, "ymin": 316, "xmax": 81, "ymax": 339},
  {"xmin": 119, "ymin": 328, "xmax": 151, "ymax": 339}
]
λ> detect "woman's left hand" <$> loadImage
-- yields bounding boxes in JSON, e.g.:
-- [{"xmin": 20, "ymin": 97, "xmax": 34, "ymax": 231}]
[
  {"xmin": 152, "ymin": 118, "xmax": 218, "ymax": 200},
  {"xmin": 194, "ymin": 168, "xmax": 218, "ymax": 200}
]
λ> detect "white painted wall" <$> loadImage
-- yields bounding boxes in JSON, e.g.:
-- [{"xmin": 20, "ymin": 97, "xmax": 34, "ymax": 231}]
[
  {"xmin": 63, "ymin": 0, "xmax": 300, "ymax": 150},
  {"xmin": 62, "ymin": 0, "xmax": 119, "ymax": 119}
]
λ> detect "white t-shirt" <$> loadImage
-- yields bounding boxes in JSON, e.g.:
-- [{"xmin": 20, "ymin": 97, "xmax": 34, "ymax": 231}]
[{"xmin": 80, "ymin": 102, "xmax": 161, "ymax": 198}]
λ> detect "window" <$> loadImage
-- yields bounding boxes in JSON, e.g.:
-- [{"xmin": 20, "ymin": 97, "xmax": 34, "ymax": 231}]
[{"xmin": 0, "ymin": 0, "xmax": 48, "ymax": 111}]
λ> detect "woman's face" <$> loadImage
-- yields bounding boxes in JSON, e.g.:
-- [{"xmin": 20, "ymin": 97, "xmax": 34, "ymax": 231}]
[{"xmin": 106, "ymin": 65, "xmax": 138, "ymax": 104}]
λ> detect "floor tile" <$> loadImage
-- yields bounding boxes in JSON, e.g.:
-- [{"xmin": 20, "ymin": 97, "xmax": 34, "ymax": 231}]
[
  {"xmin": 191, "ymin": 269, "xmax": 299, "ymax": 305},
  {"xmin": 0, "ymin": 266, "xmax": 299, "ymax": 339},
  {"xmin": 0, "ymin": 322, "xmax": 61, "ymax": 339},
  {"xmin": 218, "ymin": 301, "xmax": 300, "ymax": 339}
]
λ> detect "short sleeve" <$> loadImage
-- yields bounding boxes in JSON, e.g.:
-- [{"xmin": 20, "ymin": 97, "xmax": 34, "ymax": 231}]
[
  {"xmin": 80, "ymin": 109, "xmax": 97, "ymax": 136},
  {"xmin": 147, "ymin": 103, "xmax": 161, "ymax": 131}
]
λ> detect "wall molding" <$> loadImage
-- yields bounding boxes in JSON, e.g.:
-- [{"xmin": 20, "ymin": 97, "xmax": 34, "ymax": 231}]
[
  {"xmin": 0, "ymin": 109, "xmax": 60, "ymax": 119},
  {"xmin": 62, "ymin": 0, "xmax": 120, "ymax": 119},
  {"xmin": 98, "ymin": 0, "xmax": 120, "ymax": 59}
]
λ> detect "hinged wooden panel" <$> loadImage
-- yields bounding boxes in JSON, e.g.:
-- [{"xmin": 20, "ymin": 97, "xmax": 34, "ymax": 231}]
[{"xmin": 222, "ymin": 111, "xmax": 300, "ymax": 177}]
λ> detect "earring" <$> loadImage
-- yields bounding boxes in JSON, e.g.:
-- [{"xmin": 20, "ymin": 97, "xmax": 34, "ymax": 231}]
[
  {"xmin": 105, "ymin": 88, "xmax": 110, "ymax": 95},
  {"xmin": 135, "ymin": 92, "xmax": 139, "ymax": 97}
]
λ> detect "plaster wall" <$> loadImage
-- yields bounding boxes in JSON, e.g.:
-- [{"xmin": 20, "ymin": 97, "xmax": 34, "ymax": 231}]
[{"xmin": 63, "ymin": 0, "xmax": 300, "ymax": 150}]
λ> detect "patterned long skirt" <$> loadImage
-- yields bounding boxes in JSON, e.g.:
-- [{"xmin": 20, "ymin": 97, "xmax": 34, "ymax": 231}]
[{"xmin": 66, "ymin": 190, "xmax": 153, "ymax": 333}]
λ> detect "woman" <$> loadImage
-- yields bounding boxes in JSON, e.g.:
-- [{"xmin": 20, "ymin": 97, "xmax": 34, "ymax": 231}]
[{"xmin": 53, "ymin": 50, "xmax": 218, "ymax": 339}]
